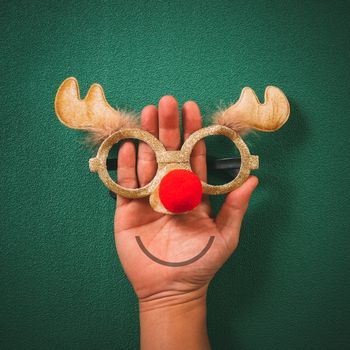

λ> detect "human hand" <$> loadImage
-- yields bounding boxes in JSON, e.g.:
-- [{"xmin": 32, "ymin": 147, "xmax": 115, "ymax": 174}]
[
  {"xmin": 114, "ymin": 96, "xmax": 258, "ymax": 349},
  {"xmin": 114, "ymin": 96, "xmax": 258, "ymax": 305}
]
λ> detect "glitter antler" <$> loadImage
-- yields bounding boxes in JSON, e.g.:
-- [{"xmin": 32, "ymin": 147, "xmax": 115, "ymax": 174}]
[
  {"xmin": 54, "ymin": 77, "xmax": 138, "ymax": 144},
  {"xmin": 213, "ymin": 86, "xmax": 290, "ymax": 134}
]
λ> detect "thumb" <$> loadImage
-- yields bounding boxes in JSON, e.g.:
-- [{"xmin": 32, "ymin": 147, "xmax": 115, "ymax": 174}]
[{"xmin": 215, "ymin": 176, "xmax": 259, "ymax": 253}]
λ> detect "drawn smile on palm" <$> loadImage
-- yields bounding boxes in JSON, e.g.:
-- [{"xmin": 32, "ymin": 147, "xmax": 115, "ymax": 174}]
[{"xmin": 135, "ymin": 235, "xmax": 215, "ymax": 267}]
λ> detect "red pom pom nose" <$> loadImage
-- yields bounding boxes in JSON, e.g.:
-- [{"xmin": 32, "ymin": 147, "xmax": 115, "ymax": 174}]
[{"xmin": 159, "ymin": 169, "xmax": 203, "ymax": 213}]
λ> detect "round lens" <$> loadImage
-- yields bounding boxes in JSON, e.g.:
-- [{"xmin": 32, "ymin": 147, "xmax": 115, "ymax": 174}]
[
  {"xmin": 106, "ymin": 138, "xmax": 158, "ymax": 189},
  {"xmin": 189, "ymin": 134, "xmax": 241, "ymax": 186}
]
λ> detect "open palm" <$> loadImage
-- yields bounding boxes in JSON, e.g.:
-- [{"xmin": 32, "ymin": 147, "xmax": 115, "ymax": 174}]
[{"xmin": 114, "ymin": 96, "xmax": 258, "ymax": 303}]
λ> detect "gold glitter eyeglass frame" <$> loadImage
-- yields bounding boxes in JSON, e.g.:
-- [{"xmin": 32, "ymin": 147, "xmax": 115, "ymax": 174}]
[{"xmin": 88, "ymin": 124, "xmax": 259, "ymax": 198}]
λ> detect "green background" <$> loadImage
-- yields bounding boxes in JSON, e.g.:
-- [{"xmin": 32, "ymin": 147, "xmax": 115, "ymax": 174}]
[{"xmin": 1, "ymin": 0, "xmax": 350, "ymax": 349}]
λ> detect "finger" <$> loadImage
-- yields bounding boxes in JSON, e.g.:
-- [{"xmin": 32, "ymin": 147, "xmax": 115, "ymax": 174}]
[
  {"xmin": 215, "ymin": 176, "xmax": 259, "ymax": 252},
  {"xmin": 116, "ymin": 141, "xmax": 138, "ymax": 208},
  {"xmin": 137, "ymin": 105, "xmax": 159, "ymax": 187},
  {"xmin": 182, "ymin": 101, "xmax": 207, "ymax": 182},
  {"xmin": 158, "ymin": 96, "xmax": 181, "ymax": 150}
]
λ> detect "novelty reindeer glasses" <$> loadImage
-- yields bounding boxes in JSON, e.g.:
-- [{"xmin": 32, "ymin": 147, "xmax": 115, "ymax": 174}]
[{"xmin": 55, "ymin": 77, "xmax": 290, "ymax": 215}]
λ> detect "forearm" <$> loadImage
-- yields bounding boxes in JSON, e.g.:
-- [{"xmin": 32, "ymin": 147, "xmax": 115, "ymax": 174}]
[{"xmin": 139, "ymin": 289, "xmax": 211, "ymax": 350}]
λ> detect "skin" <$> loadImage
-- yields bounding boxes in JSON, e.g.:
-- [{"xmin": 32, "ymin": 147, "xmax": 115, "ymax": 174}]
[{"xmin": 114, "ymin": 96, "xmax": 259, "ymax": 350}]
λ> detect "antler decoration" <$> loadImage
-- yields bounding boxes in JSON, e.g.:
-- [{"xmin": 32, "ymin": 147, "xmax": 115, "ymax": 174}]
[
  {"xmin": 212, "ymin": 86, "xmax": 290, "ymax": 134},
  {"xmin": 55, "ymin": 77, "xmax": 138, "ymax": 145}
]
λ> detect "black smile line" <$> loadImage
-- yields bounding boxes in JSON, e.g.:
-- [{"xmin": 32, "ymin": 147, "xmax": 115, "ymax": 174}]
[{"xmin": 135, "ymin": 236, "xmax": 215, "ymax": 267}]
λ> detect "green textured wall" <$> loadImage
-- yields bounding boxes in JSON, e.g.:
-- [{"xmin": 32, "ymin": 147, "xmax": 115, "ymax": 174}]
[{"xmin": 1, "ymin": 0, "xmax": 350, "ymax": 349}]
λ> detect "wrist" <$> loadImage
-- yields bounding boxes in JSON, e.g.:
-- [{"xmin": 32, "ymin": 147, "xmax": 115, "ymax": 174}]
[
  {"xmin": 138, "ymin": 286, "xmax": 211, "ymax": 350},
  {"xmin": 138, "ymin": 285, "xmax": 208, "ymax": 313}
]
